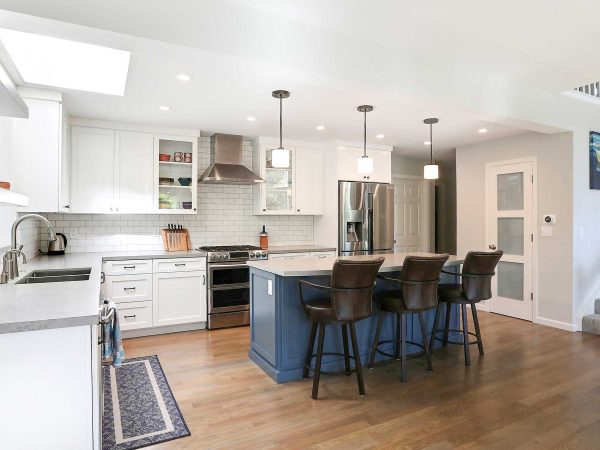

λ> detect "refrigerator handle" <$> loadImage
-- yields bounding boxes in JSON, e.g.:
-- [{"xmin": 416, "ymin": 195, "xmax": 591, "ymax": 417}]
[{"xmin": 367, "ymin": 192, "xmax": 374, "ymax": 252}]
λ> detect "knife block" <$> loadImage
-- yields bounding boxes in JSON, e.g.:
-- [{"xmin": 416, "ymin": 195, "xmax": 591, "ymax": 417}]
[{"xmin": 161, "ymin": 228, "xmax": 192, "ymax": 251}]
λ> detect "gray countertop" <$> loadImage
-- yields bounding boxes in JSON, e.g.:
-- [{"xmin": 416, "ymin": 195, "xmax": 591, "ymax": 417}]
[
  {"xmin": 0, "ymin": 250, "xmax": 206, "ymax": 335},
  {"xmin": 248, "ymin": 252, "xmax": 463, "ymax": 277},
  {"xmin": 266, "ymin": 245, "xmax": 336, "ymax": 254}
]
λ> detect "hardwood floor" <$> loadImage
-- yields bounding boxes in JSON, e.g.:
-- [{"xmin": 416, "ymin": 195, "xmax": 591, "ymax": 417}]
[{"xmin": 123, "ymin": 311, "xmax": 600, "ymax": 449}]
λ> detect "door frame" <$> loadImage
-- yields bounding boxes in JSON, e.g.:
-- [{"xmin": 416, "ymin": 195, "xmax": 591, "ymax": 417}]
[
  {"xmin": 391, "ymin": 174, "xmax": 434, "ymax": 253},
  {"xmin": 480, "ymin": 157, "xmax": 538, "ymax": 321}
]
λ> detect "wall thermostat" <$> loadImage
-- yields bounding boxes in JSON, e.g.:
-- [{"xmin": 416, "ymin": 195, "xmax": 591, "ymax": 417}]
[{"xmin": 543, "ymin": 214, "xmax": 556, "ymax": 225}]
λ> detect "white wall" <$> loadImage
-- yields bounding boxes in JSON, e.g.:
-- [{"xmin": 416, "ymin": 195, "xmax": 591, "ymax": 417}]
[
  {"xmin": 456, "ymin": 132, "xmax": 573, "ymax": 328},
  {"xmin": 38, "ymin": 136, "xmax": 314, "ymax": 252}
]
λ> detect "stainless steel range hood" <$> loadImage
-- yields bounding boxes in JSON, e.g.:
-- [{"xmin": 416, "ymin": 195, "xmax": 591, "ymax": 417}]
[{"xmin": 199, "ymin": 133, "xmax": 264, "ymax": 184}]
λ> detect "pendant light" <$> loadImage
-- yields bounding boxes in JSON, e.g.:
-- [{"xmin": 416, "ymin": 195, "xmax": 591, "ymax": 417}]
[
  {"xmin": 423, "ymin": 118, "xmax": 439, "ymax": 180},
  {"xmin": 357, "ymin": 105, "xmax": 374, "ymax": 174},
  {"xmin": 271, "ymin": 90, "xmax": 291, "ymax": 168}
]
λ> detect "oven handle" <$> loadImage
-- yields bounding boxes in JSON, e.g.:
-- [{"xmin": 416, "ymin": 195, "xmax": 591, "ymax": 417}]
[
  {"xmin": 208, "ymin": 263, "xmax": 249, "ymax": 270},
  {"xmin": 209, "ymin": 283, "xmax": 250, "ymax": 291}
]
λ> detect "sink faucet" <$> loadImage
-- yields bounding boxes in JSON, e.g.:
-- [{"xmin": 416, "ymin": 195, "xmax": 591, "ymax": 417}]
[{"xmin": 0, "ymin": 214, "xmax": 56, "ymax": 283}]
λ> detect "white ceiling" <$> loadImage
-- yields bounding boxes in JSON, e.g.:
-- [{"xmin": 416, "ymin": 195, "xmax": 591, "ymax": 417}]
[{"xmin": 0, "ymin": 1, "xmax": 597, "ymax": 159}]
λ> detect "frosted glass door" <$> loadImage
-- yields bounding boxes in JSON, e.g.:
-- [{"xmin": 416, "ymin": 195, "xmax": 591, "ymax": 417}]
[
  {"xmin": 264, "ymin": 148, "xmax": 293, "ymax": 212},
  {"xmin": 486, "ymin": 162, "xmax": 533, "ymax": 321}
]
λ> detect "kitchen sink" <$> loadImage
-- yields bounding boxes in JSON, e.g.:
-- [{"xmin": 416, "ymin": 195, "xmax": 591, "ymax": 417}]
[{"xmin": 16, "ymin": 267, "xmax": 92, "ymax": 284}]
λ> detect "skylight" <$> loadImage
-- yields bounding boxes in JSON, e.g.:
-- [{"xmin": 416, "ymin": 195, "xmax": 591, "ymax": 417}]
[{"xmin": 0, "ymin": 29, "xmax": 130, "ymax": 96}]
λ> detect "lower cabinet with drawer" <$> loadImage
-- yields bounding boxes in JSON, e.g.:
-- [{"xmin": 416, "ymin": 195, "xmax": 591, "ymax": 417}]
[
  {"xmin": 117, "ymin": 301, "xmax": 153, "ymax": 331},
  {"xmin": 309, "ymin": 251, "xmax": 336, "ymax": 258},
  {"xmin": 269, "ymin": 252, "xmax": 310, "ymax": 260},
  {"xmin": 105, "ymin": 273, "xmax": 152, "ymax": 303}
]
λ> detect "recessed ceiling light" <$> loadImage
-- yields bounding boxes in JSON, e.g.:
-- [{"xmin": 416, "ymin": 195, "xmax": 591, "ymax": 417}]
[
  {"xmin": 159, "ymin": 106, "xmax": 171, "ymax": 111},
  {"xmin": 424, "ymin": 141, "xmax": 431, "ymax": 145},
  {"xmin": 376, "ymin": 134, "xmax": 384, "ymax": 139},
  {"xmin": 0, "ymin": 28, "xmax": 130, "ymax": 96},
  {"xmin": 247, "ymin": 116, "xmax": 256, "ymax": 122},
  {"xmin": 175, "ymin": 73, "xmax": 192, "ymax": 82},
  {"xmin": 316, "ymin": 125, "xmax": 325, "ymax": 130},
  {"xmin": 478, "ymin": 128, "xmax": 488, "ymax": 134}
]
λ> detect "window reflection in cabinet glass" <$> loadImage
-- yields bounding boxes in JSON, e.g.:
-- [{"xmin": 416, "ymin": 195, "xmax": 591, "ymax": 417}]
[{"xmin": 265, "ymin": 149, "xmax": 292, "ymax": 211}]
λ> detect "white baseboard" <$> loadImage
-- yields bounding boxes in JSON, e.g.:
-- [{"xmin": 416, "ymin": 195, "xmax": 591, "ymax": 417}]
[
  {"xmin": 122, "ymin": 322, "xmax": 207, "ymax": 339},
  {"xmin": 534, "ymin": 316, "xmax": 575, "ymax": 332}
]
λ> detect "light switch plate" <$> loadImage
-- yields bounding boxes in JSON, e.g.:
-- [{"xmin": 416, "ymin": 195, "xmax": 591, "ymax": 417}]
[
  {"xmin": 267, "ymin": 279, "xmax": 273, "ymax": 295},
  {"xmin": 541, "ymin": 225, "xmax": 553, "ymax": 237}
]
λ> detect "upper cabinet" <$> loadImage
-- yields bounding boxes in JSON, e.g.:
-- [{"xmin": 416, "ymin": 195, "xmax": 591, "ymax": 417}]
[
  {"xmin": 336, "ymin": 145, "xmax": 392, "ymax": 184},
  {"xmin": 12, "ymin": 94, "xmax": 70, "ymax": 212},
  {"xmin": 70, "ymin": 123, "xmax": 198, "ymax": 214},
  {"xmin": 252, "ymin": 138, "xmax": 324, "ymax": 215}
]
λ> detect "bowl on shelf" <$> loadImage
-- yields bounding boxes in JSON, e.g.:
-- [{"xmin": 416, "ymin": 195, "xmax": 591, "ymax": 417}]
[
  {"xmin": 159, "ymin": 153, "xmax": 171, "ymax": 162},
  {"xmin": 159, "ymin": 177, "xmax": 174, "ymax": 185},
  {"xmin": 182, "ymin": 201, "xmax": 192, "ymax": 209},
  {"xmin": 159, "ymin": 201, "xmax": 173, "ymax": 209},
  {"xmin": 178, "ymin": 177, "xmax": 192, "ymax": 186}
]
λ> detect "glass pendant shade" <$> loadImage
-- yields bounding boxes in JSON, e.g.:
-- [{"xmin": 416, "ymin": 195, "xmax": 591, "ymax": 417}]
[
  {"xmin": 357, "ymin": 155, "xmax": 374, "ymax": 174},
  {"xmin": 271, "ymin": 147, "xmax": 290, "ymax": 168},
  {"xmin": 424, "ymin": 164, "xmax": 439, "ymax": 180}
]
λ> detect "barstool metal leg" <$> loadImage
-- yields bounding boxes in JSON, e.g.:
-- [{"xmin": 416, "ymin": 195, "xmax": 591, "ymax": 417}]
[
  {"xmin": 341, "ymin": 324, "xmax": 352, "ymax": 375},
  {"xmin": 443, "ymin": 302, "xmax": 452, "ymax": 347},
  {"xmin": 349, "ymin": 323, "xmax": 366, "ymax": 396},
  {"xmin": 417, "ymin": 312, "xmax": 433, "ymax": 372},
  {"xmin": 461, "ymin": 304, "xmax": 471, "ymax": 367},
  {"xmin": 303, "ymin": 322, "xmax": 318, "ymax": 378},
  {"xmin": 471, "ymin": 302, "xmax": 484, "ymax": 356},
  {"xmin": 369, "ymin": 311, "xmax": 384, "ymax": 369},
  {"xmin": 394, "ymin": 313, "xmax": 401, "ymax": 359},
  {"xmin": 312, "ymin": 323, "xmax": 326, "ymax": 400},
  {"xmin": 400, "ymin": 313, "xmax": 407, "ymax": 383},
  {"xmin": 429, "ymin": 303, "xmax": 442, "ymax": 355}
]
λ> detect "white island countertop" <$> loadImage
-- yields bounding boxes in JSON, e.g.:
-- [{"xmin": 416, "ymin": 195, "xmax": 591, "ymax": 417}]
[
  {"xmin": 248, "ymin": 252, "xmax": 463, "ymax": 277},
  {"xmin": 0, "ymin": 250, "xmax": 206, "ymax": 334}
]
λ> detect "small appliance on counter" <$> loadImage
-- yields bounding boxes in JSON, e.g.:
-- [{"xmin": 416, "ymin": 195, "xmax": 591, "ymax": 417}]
[{"xmin": 41, "ymin": 232, "xmax": 67, "ymax": 255}]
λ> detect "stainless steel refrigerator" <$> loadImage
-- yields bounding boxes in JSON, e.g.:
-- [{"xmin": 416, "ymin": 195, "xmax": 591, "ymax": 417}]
[{"xmin": 338, "ymin": 181, "xmax": 394, "ymax": 256}]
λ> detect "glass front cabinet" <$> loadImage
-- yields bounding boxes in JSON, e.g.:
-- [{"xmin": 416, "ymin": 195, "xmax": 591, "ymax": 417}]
[
  {"xmin": 252, "ymin": 139, "xmax": 324, "ymax": 215},
  {"xmin": 154, "ymin": 134, "xmax": 198, "ymax": 214}
]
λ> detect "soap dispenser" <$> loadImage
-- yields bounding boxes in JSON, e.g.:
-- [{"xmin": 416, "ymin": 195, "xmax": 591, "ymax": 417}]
[{"xmin": 259, "ymin": 225, "xmax": 269, "ymax": 249}]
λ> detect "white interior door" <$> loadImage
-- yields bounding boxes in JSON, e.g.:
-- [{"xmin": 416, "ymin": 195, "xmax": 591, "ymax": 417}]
[
  {"xmin": 393, "ymin": 176, "xmax": 430, "ymax": 252},
  {"xmin": 486, "ymin": 161, "xmax": 534, "ymax": 321}
]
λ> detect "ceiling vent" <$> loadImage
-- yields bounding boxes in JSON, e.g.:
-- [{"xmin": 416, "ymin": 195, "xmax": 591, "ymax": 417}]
[{"xmin": 574, "ymin": 82, "xmax": 600, "ymax": 99}]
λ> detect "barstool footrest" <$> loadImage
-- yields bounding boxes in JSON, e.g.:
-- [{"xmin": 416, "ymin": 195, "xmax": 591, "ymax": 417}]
[
  {"xmin": 305, "ymin": 351, "xmax": 357, "ymax": 376},
  {"xmin": 433, "ymin": 328, "xmax": 480, "ymax": 346},
  {"xmin": 374, "ymin": 339, "xmax": 427, "ymax": 359}
]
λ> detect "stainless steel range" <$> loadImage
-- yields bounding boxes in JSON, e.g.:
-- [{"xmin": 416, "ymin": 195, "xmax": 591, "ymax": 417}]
[{"xmin": 199, "ymin": 245, "xmax": 268, "ymax": 329}]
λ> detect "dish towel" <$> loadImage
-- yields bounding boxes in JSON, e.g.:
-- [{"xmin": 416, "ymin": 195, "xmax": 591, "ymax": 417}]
[{"xmin": 102, "ymin": 300, "xmax": 125, "ymax": 368}]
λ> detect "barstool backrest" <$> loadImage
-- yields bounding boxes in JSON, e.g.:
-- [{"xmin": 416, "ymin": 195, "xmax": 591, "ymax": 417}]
[
  {"xmin": 330, "ymin": 257, "xmax": 385, "ymax": 322},
  {"xmin": 400, "ymin": 254, "xmax": 449, "ymax": 310},
  {"xmin": 461, "ymin": 251, "xmax": 503, "ymax": 301}
]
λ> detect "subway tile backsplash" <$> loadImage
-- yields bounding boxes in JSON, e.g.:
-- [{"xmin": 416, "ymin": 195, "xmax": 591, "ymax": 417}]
[{"xmin": 34, "ymin": 136, "xmax": 314, "ymax": 253}]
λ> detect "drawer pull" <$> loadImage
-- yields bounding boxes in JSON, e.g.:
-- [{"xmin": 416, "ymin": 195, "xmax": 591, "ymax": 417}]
[
  {"xmin": 124, "ymin": 315, "xmax": 137, "ymax": 319},
  {"xmin": 174, "ymin": 263, "xmax": 186, "ymax": 266},
  {"xmin": 123, "ymin": 287, "xmax": 136, "ymax": 291},
  {"xmin": 123, "ymin": 266, "xmax": 136, "ymax": 270}
]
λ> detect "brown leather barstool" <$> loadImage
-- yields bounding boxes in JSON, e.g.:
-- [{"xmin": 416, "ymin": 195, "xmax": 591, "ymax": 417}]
[
  {"xmin": 429, "ymin": 251, "xmax": 503, "ymax": 366},
  {"xmin": 368, "ymin": 254, "xmax": 449, "ymax": 382},
  {"xmin": 299, "ymin": 257, "xmax": 384, "ymax": 400}
]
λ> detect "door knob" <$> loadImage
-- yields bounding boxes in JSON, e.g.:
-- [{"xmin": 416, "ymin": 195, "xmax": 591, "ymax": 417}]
[{"xmin": 489, "ymin": 244, "xmax": 497, "ymax": 250}]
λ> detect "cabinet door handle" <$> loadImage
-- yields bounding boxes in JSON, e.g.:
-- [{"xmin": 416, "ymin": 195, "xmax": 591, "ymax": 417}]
[
  {"xmin": 123, "ymin": 287, "xmax": 136, "ymax": 291},
  {"xmin": 262, "ymin": 209, "xmax": 266, "ymax": 212},
  {"xmin": 175, "ymin": 263, "xmax": 186, "ymax": 266},
  {"xmin": 64, "ymin": 205, "xmax": 70, "ymax": 209},
  {"xmin": 124, "ymin": 315, "xmax": 136, "ymax": 319},
  {"xmin": 123, "ymin": 266, "xmax": 136, "ymax": 270},
  {"xmin": 202, "ymin": 274, "xmax": 206, "ymax": 285},
  {"xmin": 297, "ymin": 209, "xmax": 300, "ymax": 212}
]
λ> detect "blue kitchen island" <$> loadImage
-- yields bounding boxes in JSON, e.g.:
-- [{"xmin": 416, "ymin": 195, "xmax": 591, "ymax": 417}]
[{"xmin": 247, "ymin": 253, "xmax": 463, "ymax": 383}]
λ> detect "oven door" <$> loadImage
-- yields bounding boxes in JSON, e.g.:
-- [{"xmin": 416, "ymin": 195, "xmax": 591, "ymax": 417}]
[
  {"xmin": 209, "ymin": 286, "xmax": 250, "ymax": 313},
  {"xmin": 208, "ymin": 263, "xmax": 249, "ymax": 288}
]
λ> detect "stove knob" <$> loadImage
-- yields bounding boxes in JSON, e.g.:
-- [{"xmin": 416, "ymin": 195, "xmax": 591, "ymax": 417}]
[
  {"xmin": 250, "ymin": 253, "xmax": 255, "ymax": 258},
  {"xmin": 217, "ymin": 254, "xmax": 224, "ymax": 260},
  {"xmin": 224, "ymin": 254, "xmax": 229, "ymax": 259},
  {"xmin": 261, "ymin": 252, "xmax": 267, "ymax": 258}
]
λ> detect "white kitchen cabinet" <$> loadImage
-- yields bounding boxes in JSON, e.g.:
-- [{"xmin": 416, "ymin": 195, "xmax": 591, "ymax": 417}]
[
  {"xmin": 115, "ymin": 130, "xmax": 154, "ymax": 213},
  {"xmin": 253, "ymin": 138, "xmax": 324, "ymax": 215},
  {"xmin": 103, "ymin": 259, "xmax": 153, "ymax": 276},
  {"xmin": 337, "ymin": 145, "xmax": 392, "ymax": 183},
  {"xmin": 71, "ymin": 126, "xmax": 155, "ymax": 213},
  {"xmin": 12, "ymin": 96, "xmax": 71, "ymax": 212},
  {"xmin": 117, "ymin": 301, "xmax": 153, "ymax": 331},
  {"xmin": 310, "ymin": 251, "xmax": 336, "ymax": 258},
  {"xmin": 71, "ymin": 126, "xmax": 116, "ymax": 213},
  {"xmin": 153, "ymin": 270, "xmax": 207, "ymax": 326},
  {"xmin": 269, "ymin": 252, "xmax": 310, "ymax": 260},
  {"xmin": 0, "ymin": 325, "xmax": 99, "ymax": 449},
  {"xmin": 153, "ymin": 257, "xmax": 206, "ymax": 273},
  {"xmin": 105, "ymin": 273, "xmax": 152, "ymax": 303}
]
